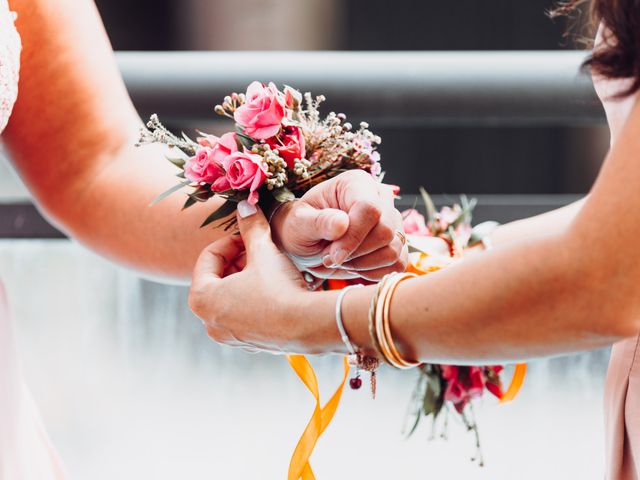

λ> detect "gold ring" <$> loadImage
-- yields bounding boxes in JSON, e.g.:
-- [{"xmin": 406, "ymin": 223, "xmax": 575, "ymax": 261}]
[{"xmin": 395, "ymin": 230, "xmax": 407, "ymax": 246}]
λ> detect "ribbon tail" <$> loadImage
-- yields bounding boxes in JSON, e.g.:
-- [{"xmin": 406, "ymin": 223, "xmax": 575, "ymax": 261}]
[
  {"xmin": 500, "ymin": 362, "xmax": 527, "ymax": 404},
  {"xmin": 287, "ymin": 355, "xmax": 351, "ymax": 480}
]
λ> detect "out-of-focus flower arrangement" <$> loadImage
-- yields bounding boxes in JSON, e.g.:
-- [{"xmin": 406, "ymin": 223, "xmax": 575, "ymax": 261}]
[
  {"xmin": 401, "ymin": 190, "xmax": 516, "ymax": 466},
  {"xmin": 136, "ymin": 81, "xmax": 381, "ymax": 228}
]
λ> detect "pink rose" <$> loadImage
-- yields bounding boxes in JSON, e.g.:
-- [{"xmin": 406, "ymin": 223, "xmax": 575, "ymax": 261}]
[
  {"xmin": 185, "ymin": 148, "xmax": 225, "ymax": 185},
  {"xmin": 185, "ymin": 132, "xmax": 238, "ymax": 190},
  {"xmin": 266, "ymin": 125, "xmax": 306, "ymax": 168},
  {"xmin": 234, "ymin": 81, "xmax": 285, "ymax": 140},
  {"xmin": 221, "ymin": 151, "xmax": 268, "ymax": 205},
  {"xmin": 402, "ymin": 209, "xmax": 429, "ymax": 236}
]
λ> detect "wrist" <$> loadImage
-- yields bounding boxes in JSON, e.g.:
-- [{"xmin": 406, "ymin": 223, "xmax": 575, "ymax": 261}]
[
  {"xmin": 290, "ymin": 289, "xmax": 345, "ymax": 354},
  {"xmin": 268, "ymin": 200, "xmax": 296, "ymax": 248}
]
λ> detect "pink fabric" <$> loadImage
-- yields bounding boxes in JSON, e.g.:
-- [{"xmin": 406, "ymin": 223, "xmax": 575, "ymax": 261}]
[
  {"xmin": 0, "ymin": 1, "xmax": 67, "ymax": 478},
  {"xmin": 593, "ymin": 23, "xmax": 640, "ymax": 480}
]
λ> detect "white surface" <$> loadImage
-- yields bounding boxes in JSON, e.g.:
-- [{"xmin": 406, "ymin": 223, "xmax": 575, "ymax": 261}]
[{"xmin": 0, "ymin": 240, "xmax": 608, "ymax": 479}]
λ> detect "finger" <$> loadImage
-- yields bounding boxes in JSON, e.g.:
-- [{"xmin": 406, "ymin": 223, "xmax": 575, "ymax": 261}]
[
  {"xmin": 327, "ymin": 199, "xmax": 381, "ymax": 266},
  {"xmin": 236, "ymin": 200, "xmax": 279, "ymax": 264},
  {"xmin": 347, "ymin": 192, "xmax": 403, "ymax": 259},
  {"xmin": 341, "ymin": 243, "xmax": 400, "ymax": 271},
  {"xmin": 289, "ymin": 203, "xmax": 350, "ymax": 243},
  {"xmin": 192, "ymin": 235, "xmax": 244, "ymax": 285},
  {"xmin": 223, "ymin": 251, "xmax": 247, "ymax": 276}
]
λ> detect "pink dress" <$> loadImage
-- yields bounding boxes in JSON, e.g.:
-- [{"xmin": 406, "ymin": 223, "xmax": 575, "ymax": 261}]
[
  {"xmin": 593, "ymin": 26, "xmax": 640, "ymax": 480},
  {"xmin": 0, "ymin": 2, "xmax": 67, "ymax": 478}
]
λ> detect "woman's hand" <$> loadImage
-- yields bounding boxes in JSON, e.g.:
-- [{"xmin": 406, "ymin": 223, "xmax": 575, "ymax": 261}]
[
  {"xmin": 189, "ymin": 205, "xmax": 336, "ymax": 354},
  {"xmin": 270, "ymin": 170, "xmax": 408, "ymax": 281}
]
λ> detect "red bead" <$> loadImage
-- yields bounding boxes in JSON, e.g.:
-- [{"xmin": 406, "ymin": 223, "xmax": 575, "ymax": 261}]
[{"xmin": 349, "ymin": 377, "xmax": 363, "ymax": 390}]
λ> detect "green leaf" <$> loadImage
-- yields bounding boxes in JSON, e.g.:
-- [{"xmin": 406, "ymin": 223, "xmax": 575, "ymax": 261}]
[
  {"xmin": 151, "ymin": 181, "xmax": 191, "ymax": 206},
  {"xmin": 189, "ymin": 184, "xmax": 214, "ymax": 203},
  {"xmin": 200, "ymin": 200, "xmax": 238, "ymax": 228},
  {"xmin": 419, "ymin": 186, "xmax": 437, "ymax": 224},
  {"xmin": 166, "ymin": 155, "xmax": 186, "ymax": 169},
  {"xmin": 183, "ymin": 196, "xmax": 197, "ymax": 210},
  {"xmin": 235, "ymin": 125, "xmax": 256, "ymax": 150},
  {"xmin": 272, "ymin": 187, "xmax": 296, "ymax": 203},
  {"xmin": 406, "ymin": 410, "xmax": 422, "ymax": 438},
  {"xmin": 422, "ymin": 371, "xmax": 443, "ymax": 417}
]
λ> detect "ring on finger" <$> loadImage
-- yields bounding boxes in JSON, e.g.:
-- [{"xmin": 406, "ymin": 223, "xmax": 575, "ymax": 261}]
[{"xmin": 395, "ymin": 230, "xmax": 407, "ymax": 246}]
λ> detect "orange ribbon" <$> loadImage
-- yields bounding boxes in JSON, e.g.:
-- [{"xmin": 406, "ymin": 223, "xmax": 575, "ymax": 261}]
[
  {"xmin": 500, "ymin": 362, "xmax": 527, "ymax": 404},
  {"xmin": 286, "ymin": 355, "xmax": 350, "ymax": 480}
]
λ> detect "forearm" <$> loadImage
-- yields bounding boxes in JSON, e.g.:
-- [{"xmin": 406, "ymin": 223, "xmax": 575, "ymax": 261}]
[
  {"xmin": 488, "ymin": 197, "xmax": 586, "ymax": 246},
  {"xmin": 303, "ymin": 227, "xmax": 629, "ymax": 364},
  {"xmin": 4, "ymin": 0, "xmax": 228, "ymax": 282}
]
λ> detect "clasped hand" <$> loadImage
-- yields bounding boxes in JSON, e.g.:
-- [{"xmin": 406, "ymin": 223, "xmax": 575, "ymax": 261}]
[{"xmin": 189, "ymin": 170, "xmax": 407, "ymax": 353}]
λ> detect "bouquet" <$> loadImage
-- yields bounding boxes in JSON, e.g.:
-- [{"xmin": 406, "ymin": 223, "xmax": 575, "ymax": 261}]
[
  {"xmin": 136, "ymin": 81, "xmax": 382, "ymax": 228},
  {"xmin": 401, "ymin": 189, "xmax": 526, "ymax": 466}
]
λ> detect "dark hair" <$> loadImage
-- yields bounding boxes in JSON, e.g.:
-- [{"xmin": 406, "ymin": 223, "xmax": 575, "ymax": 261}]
[{"xmin": 550, "ymin": 0, "xmax": 640, "ymax": 97}]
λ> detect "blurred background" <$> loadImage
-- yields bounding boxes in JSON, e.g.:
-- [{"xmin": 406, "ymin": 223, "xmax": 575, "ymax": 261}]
[{"xmin": 0, "ymin": 0, "xmax": 611, "ymax": 479}]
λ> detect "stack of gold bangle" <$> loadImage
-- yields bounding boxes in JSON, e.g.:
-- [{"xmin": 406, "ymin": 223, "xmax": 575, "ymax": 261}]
[{"xmin": 368, "ymin": 272, "xmax": 420, "ymax": 370}]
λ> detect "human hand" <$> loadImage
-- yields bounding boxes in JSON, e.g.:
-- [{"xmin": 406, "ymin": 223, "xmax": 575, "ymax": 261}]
[
  {"xmin": 189, "ymin": 205, "xmax": 331, "ymax": 354},
  {"xmin": 270, "ymin": 170, "xmax": 408, "ymax": 281}
]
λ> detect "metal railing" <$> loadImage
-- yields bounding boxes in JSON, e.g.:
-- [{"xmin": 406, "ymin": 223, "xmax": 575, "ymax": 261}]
[
  {"xmin": 1, "ymin": 51, "xmax": 598, "ymax": 238},
  {"xmin": 119, "ymin": 50, "xmax": 604, "ymax": 127}
]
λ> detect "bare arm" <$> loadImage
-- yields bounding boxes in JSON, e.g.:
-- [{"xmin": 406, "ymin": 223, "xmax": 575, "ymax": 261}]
[
  {"xmin": 4, "ymin": 0, "xmax": 228, "ymax": 282},
  {"xmin": 489, "ymin": 198, "xmax": 586, "ymax": 246}
]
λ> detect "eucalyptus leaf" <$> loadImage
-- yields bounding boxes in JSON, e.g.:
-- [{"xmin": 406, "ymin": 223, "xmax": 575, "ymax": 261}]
[
  {"xmin": 151, "ymin": 181, "xmax": 191, "ymax": 206},
  {"xmin": 200, "ymin": 200, "xmax": 238, "ymax": 228},
  {"xmin": 166, "ymin": 156, "xmax": 186, "ymax": 169},
  {"xmin": 419, "ymin": 186, "xmax": 437, "ymax": 224},
  {"xmin": 423, "ymin": 372, "xmax": 444, "ymax": 418}
]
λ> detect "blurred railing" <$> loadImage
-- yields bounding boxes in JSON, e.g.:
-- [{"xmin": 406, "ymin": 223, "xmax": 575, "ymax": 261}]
[
  {"xmin": 1, "ymin": 51, "xmax": 597, "ymax": 238},
  {"xmin": 119, "ymin": 51, "xmax": 604, "ymax": 127}
]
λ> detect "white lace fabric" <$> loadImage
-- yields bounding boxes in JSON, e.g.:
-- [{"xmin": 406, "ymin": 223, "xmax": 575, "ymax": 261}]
[{"xmin": 0, "ymin": 0, "xmax": 19, "ymax": 134}]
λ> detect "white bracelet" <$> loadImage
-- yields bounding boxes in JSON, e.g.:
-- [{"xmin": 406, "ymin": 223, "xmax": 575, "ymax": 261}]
[{"xmin": 335, "ymin": 284, "xmax": 364, "ymax": 355}]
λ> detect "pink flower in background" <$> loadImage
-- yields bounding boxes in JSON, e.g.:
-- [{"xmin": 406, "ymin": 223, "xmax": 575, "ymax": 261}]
[
  {"xmin": 266, "ymin": 125, "xmax": 305, "ymax": 168},
  {"xmin": 221, "ymin": 151, "xmax": 268, "ymax": 205},
  {"xmin": 441, "ymin": 365, "xmax": 488, "ymax": 413},
  {"xmin": 234, "ymin": 81, "xmax": 285, "ymax": 139},
  {"xmin": 185, "ymin": 148, "xmax": 225, "ymax": 185},
  {"xmin": 402, "ymin": 209, "xmax": 430, "ymax": 236}
]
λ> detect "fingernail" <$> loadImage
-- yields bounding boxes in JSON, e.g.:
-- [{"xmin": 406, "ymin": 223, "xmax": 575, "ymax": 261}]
[
  {"xmin": 331, "ymin": 249, "xmax": 348, "ymax": 266},
  {"xmin": 238, "ymin": 200, "xmax": 257, "ymax": 218},
  {"xmin": 322, "ymin": 255, "xmax": 338, "ymax": 268}
]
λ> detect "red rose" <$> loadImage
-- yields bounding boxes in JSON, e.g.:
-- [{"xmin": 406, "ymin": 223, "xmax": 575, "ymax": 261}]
[{"xmin": 266, "ymin": 125, "xmax": 306, "ymax": 168}]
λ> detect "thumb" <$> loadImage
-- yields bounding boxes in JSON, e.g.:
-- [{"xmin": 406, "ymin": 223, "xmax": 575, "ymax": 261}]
[
  {"xmin": 294, "ymin": 203, "xmax": 350, "ymax": 243},
  {"xmin": 237, "ymin": 200, "xmax": 278, "ymax": 264}
]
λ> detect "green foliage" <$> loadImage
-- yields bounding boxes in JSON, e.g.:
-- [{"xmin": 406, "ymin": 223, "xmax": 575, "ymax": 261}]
[{"xmin": 200, "ymin": 200, "xmax": 238, "ymax": 228}]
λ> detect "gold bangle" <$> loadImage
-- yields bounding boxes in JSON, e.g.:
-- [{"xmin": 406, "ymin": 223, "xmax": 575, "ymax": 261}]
[
  {"xmin": 381, "ymin": 273, "xmax": 419, "ymax": 369},
  {"xmin": 368, "ymin": 273, "xmax": 394, "ymax": 362},
  {"xmin": 374, "ymin": 275, "xmax": 398, "ymax": 366}
]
